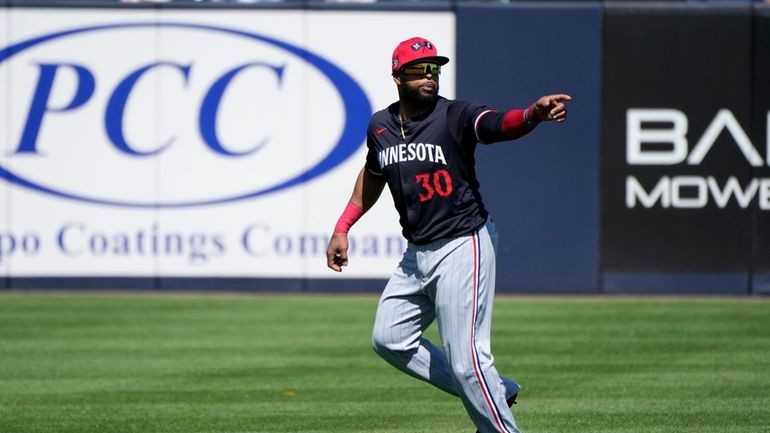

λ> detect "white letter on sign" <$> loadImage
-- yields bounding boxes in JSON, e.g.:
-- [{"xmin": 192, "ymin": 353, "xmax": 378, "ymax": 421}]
[
  {"xmin": 627, "ymin": 109, "xmax": 688, "ymax": 165},
  {"xmin": 671, "ymin": 176, "xmax": 708, "ymax": 208},
  {"xmin": 626, "ymin": 176, "xmax": 670, "ymax": 208},
  {"xmin": 760, "ymin": 179, "xmax": 770, "ymax": 210},
  {"xmin": 687, "ymin": 109, "xmax": 763, "ymax": 167}
]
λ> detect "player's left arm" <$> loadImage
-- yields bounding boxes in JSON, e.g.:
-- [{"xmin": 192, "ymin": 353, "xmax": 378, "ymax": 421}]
[{"xmin": 476, "ymin": 93, "xmax": 571, "ymax": 144}]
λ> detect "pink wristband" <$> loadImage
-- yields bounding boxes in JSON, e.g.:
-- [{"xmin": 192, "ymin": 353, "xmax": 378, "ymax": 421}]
[{"xmin": 334, "ymin": 201, "xmax": 363, "ymax": 234}]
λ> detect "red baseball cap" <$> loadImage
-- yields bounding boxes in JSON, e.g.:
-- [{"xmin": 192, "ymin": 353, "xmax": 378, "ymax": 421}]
[{"xmin": 391, "ymin": 37, "xmax": 449, "ymax": 75}]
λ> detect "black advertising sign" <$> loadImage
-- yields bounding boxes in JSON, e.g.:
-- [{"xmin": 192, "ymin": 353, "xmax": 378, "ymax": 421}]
[{"xmin": 602, "ymin": 7, "xmax": 767, "ymax": 292}]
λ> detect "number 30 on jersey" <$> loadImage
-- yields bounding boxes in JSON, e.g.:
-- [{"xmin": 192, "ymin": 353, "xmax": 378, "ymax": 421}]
[{"xmin": 416, "ymin": 169, "xmax": 453, "ymax": 202}]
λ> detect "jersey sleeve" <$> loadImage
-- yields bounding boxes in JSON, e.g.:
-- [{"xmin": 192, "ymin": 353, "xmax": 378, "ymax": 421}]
[
  {"xmin": 446, "ymin": 100, "xmax": 496, "ymax": 148},
  {"xmin": 364, "ymin": 119, "xmax": 383, "ymax": 176}
]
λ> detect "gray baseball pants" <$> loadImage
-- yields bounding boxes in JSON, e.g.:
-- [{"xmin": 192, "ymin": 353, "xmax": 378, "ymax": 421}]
[{"xmin": 371, "ymin": 219, "xmax": 521, "ymax": 433}]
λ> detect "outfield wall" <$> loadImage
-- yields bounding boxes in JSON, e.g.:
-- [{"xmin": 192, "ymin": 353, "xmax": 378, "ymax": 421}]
[{"xmin": 1, "ymin": 1, "xmax": 768, "ymax": 294}]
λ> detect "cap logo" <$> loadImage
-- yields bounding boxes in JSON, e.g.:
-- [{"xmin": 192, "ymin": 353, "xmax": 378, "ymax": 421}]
[{"xmin": 410, "ymin": 41, "xmax": 433, "ymax": 51}]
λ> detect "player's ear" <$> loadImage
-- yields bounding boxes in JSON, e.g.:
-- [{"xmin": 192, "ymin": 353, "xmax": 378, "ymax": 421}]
[{"xmin": 392, "ymin": 73, "xmax": 402, "ymax": 86}]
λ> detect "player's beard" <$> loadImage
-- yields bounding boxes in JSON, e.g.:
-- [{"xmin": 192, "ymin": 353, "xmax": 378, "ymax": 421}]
[{"xmin": 402, "ymin": 81, "xmax": 439, "ymax": 109}]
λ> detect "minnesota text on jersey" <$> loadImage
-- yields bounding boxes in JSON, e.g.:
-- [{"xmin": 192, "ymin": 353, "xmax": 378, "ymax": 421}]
[{"xmin": 377, "ymin": 142, "xmax": 447, "ymax": 169}]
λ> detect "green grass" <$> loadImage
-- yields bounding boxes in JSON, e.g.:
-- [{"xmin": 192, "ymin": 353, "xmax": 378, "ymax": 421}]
[{"xmin": 1, "ymin": 293, "xmax": 769, "ymax": 433}]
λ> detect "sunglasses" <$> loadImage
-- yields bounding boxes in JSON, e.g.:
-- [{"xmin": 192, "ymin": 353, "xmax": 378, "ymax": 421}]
[{"xmin": 401, "ymin": 62, "xmax": 441, "ymax": 76}]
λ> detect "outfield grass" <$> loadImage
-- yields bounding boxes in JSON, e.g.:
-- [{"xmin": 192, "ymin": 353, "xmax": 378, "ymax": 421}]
[{"xmin": 0, "ymin": 293, "xmax": 768, "ymax": 433}]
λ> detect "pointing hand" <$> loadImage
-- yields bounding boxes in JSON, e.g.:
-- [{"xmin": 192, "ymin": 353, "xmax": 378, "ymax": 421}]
[{"xmin": 532, "ymin": 94, "xmax": 572, "ymax": 123}]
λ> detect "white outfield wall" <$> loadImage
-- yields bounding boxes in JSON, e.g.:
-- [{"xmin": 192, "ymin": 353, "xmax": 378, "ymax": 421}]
[{"xmin": 0, "ymin": 8, "xmax": 456, "ymax": 280}]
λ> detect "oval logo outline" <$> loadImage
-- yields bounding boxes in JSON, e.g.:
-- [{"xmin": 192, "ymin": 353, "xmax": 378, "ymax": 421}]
[{"xmin": 0, "ymin": 22, "xmax": 371, "ymax": 208}]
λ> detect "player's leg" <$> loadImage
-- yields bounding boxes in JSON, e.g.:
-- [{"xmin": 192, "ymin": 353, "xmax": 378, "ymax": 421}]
[
  {"xmin": 371, "ymin": 245, "xmax": 459, "ymax": 396},
  {"xmin": 433, "ymin": 220, "xmax": 520, "ymax": 433},
  {"xmin": 481, "ymin": 221, "xmax": 521, "ymax": 405}
]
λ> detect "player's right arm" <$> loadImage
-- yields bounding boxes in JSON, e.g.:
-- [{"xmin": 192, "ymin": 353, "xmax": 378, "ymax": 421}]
[{"xmin": 326, "ymin": 167, "xmax": 386, "ymax": 272}]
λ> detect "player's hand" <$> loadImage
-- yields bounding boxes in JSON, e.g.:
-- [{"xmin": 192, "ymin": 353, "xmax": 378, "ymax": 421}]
[
  {"xmin": 326, "ymin": 233, "xmax": 350, "ymax": 272},
  {"xmin": 532, "ymin": 94, "xmax": 571, "ymax": 123}
]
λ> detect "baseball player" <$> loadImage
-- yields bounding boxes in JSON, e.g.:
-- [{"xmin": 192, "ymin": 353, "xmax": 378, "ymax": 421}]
[{"xmin": 325, "ymin": 36, "xmax": 570, "ymax": 433}]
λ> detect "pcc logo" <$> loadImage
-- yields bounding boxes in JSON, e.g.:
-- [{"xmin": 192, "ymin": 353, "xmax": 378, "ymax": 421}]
[{"xmin": 0, "ymin": 22, "xmax": 371, "ymax": 207}]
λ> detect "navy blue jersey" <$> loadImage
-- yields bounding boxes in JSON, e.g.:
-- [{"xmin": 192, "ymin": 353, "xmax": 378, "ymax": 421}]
[{"xmin": 365, "ymin": 97, "xmax": 496, "ymax": 244}]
